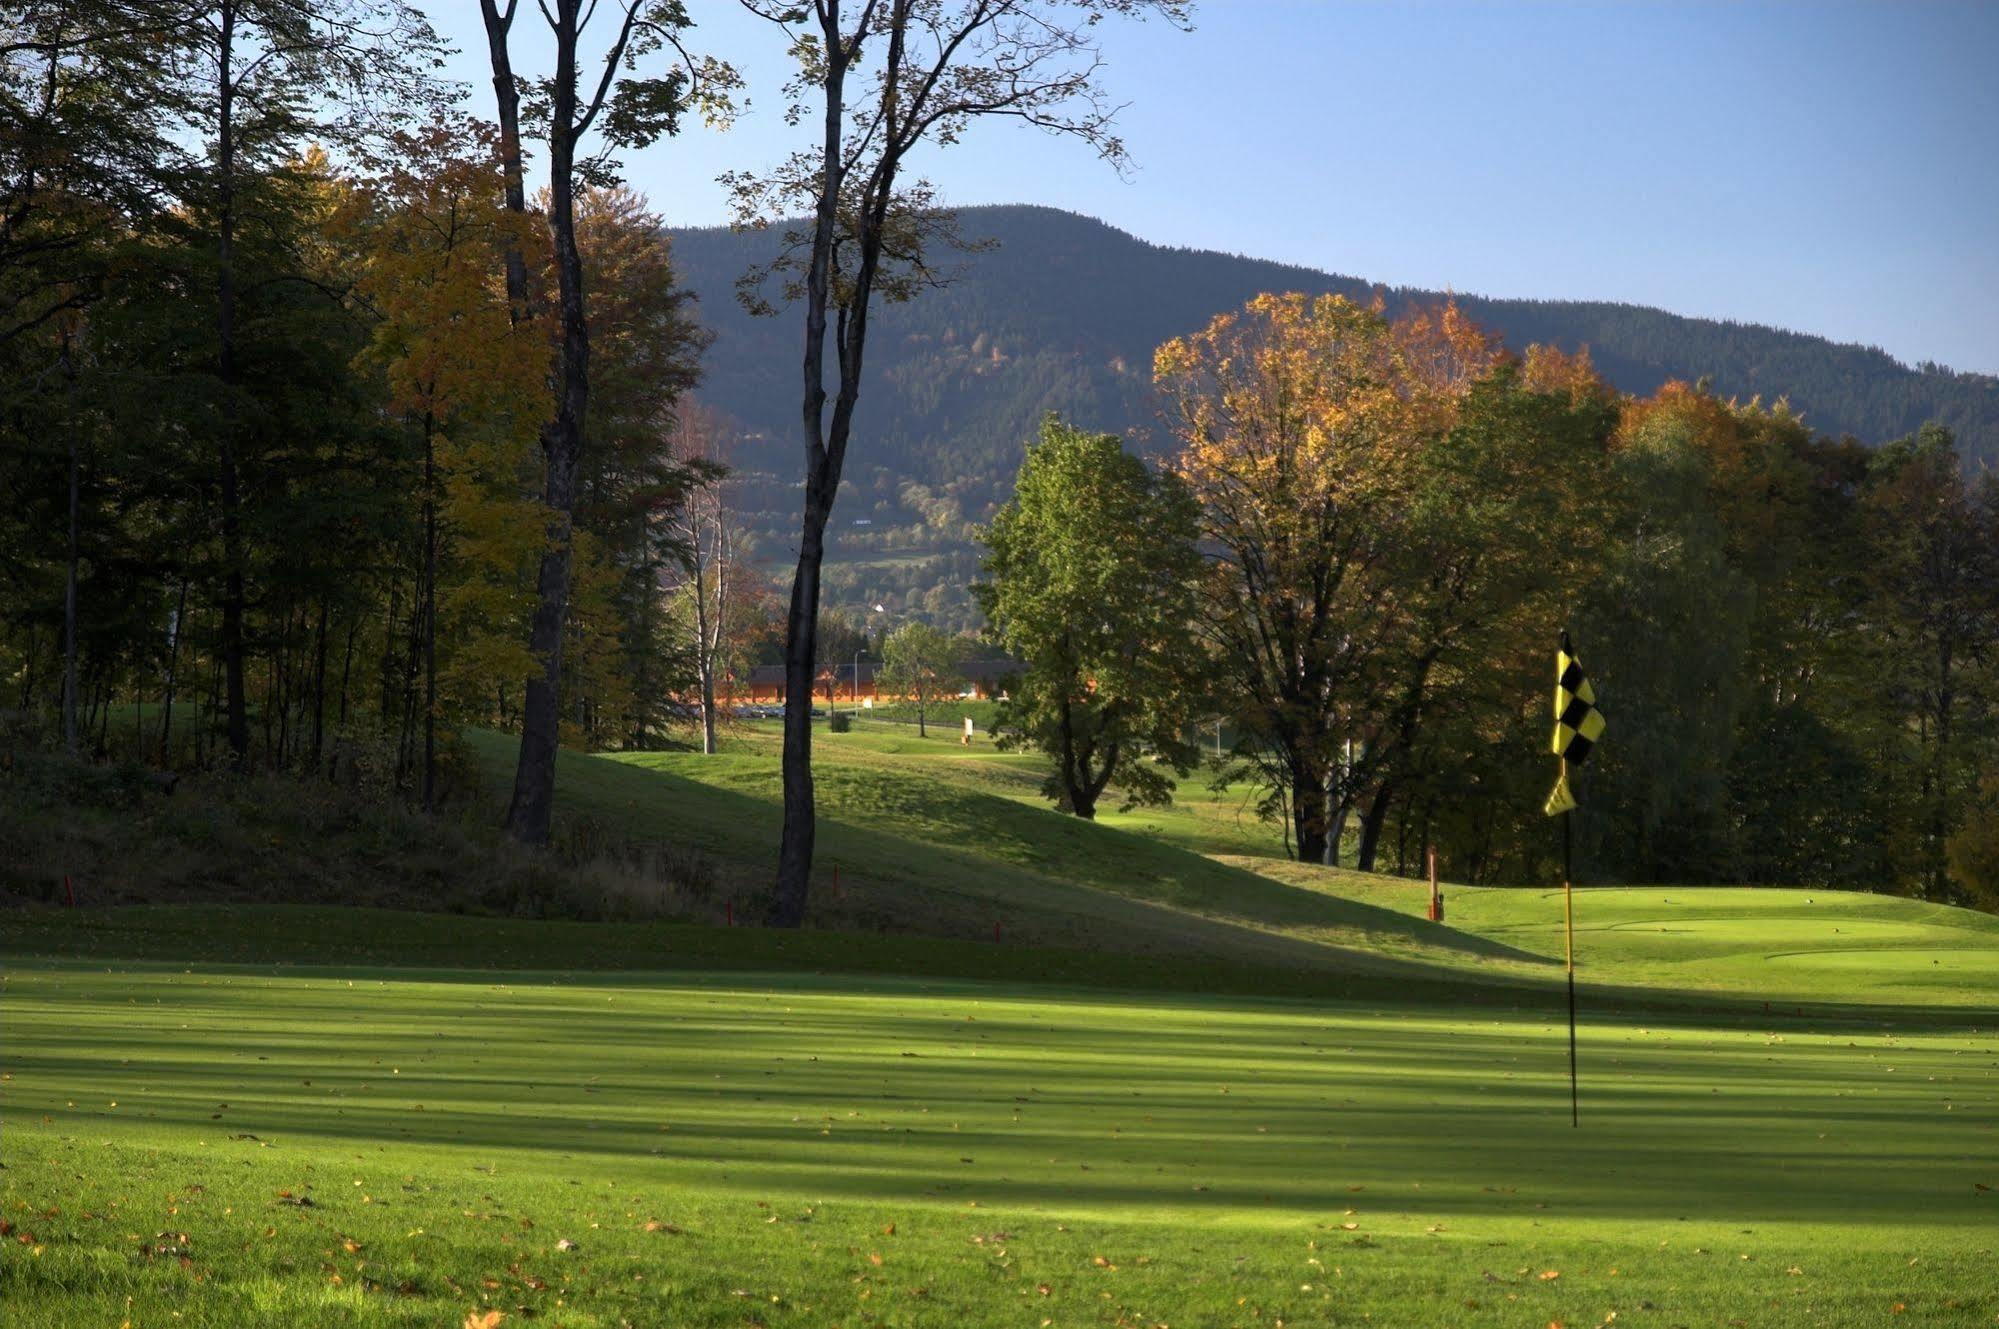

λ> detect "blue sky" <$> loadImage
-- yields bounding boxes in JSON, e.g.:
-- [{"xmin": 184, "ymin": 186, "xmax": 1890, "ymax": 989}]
[{"xmin": 427, "ymin": 1, "xmax": 1999, "ymax": 374}]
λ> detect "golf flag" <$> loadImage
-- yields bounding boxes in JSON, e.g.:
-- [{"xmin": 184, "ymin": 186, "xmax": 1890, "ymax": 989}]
[
  {"xmin": 1546, "ymin": 632, "xmax": 1604, "ymax": 815},
  {"xmin": 1549, "ymin": 630, "xmax": 1604, "ymax": 1129},
  {"xmin": 1544, "ymin": 772, "xmax": 1577, "ymax": 816}
]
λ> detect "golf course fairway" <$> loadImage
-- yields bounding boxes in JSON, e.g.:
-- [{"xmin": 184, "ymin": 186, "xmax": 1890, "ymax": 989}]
[{"xmin": 3, "ymin": 905, "xmax": 1995, "ymax": 1328}]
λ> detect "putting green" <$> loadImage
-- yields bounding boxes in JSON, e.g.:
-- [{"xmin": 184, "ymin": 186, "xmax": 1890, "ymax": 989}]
[
  {"xmin": 1767, "ymin": 946, "xmax": 1999, "ymax": 973},
  {"xmin": 4, "ymin": 952, "xmax": 1997, "ymax": 1327},
  {"xmin": 1600, "ymin": 917, "xmax": 1940, "ymax": 944}
]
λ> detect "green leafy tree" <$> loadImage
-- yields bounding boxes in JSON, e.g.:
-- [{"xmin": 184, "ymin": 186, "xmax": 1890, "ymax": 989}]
[
  {"xmin": 875, "ymin": 622, "xmax": 967, "ymax": 740},
  {"xmin": 977, "ymin": 417, "xmax": 1204, "ymax": 819}
]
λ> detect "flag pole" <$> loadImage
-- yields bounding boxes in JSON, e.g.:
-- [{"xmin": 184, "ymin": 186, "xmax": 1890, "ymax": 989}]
[{"xmin": 1562, "ymin": 755, "xmax": 1578, "ymax": 1128}]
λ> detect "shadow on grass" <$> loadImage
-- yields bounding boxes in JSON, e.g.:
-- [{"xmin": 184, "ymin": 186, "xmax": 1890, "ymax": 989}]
[{"xmin": 8, "ymin": 965, "xmax": 1990, "ymax": 1230}]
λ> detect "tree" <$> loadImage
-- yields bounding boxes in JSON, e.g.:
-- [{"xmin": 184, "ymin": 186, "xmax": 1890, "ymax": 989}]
[
  {"xmin": 875, "ymin": 621, "xmax": 966, "ymax": 739},
  {"xmin": 977, "ymin": 416, "xmax": 1204, "ymax": 817},
  {"xmin": 567, "ymin": 185, "xmax": 714, "ymax": 752},
  {"xmin": 1157, "ymin": 292, "xmax": 1470, "ymax": 863},
  {"xmin": 1862, "ymin": 427, "xmax": 1998, "ymax": 898},
  {"xmin": 729, "ymin": 0, "xmax": 1190, "ymax": 924},
  {"xmin": 1347, "ymin": 350, "xmax": 1614, "ymax": 872},
  {"xmin": 346, "ymin": 120, "xmax": 548, "ymax": 808},
  {"xmin": 167, "ymin": 0, "xmax": 442, "ymax": 769},
  {"xmin": 667, "ymin": 401, "xmax": 741, "ymax": 756},
  {"xmin": 477, "ymin": 0, "xmax": 733, "ymax": 843}
]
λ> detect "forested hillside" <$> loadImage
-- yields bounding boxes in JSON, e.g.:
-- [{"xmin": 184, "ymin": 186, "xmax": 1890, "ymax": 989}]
[{"xmin": 673, "ymin": 205, "xmax": 1999, "ymax": 630}]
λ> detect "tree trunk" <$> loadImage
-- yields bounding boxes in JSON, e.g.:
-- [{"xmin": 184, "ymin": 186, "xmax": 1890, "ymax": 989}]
[
  {"xmin": 159, "ymin": 577, "xmax": 187, "ymax": 762},
  {"xmin": 689, "ymin": 528, "xmax": 717, "ymax": 755},
  {"xmin": 1291, "ymin": 758, "xmax": 1327, "ymax": 863},
  {"xmin": 701, "ymin": 662, "xmax": 718, "ymax": 755},
  {"xmin": 337, "ymin": 611, "xmax": 358, "ymax": 735},
  {"xmin": 422, "ymin": 414, "xmax": 437, "ymax": 812},
  {"xmin": 62, "ymin": 425, "xmax": 79, "ymax": 757},
  {"xmin": 1056, "ymin": 691, "xmax": 1086, "ymax": 817},
  {"xmin": 769, "ymin": 14, "xmax": 853, "ymax": 930},
  {"xmin": 214, "ymin": 0, "xmax": 250, "ymax": 769},
  {"xmin": 501, "ymin": 3, "xmax": 589, "ymax": 847},
  {"xmin": 480, "ymin": 0, "xmax": 532, "ymax": 320},
  {"xmin": 772, "ymin": 493, "xmax": 830, "ymax": 926},
  {"xmin": 1355, "ymin": 780, "xmax": 1395, "ymax": 873},
  {"xmin": 309, "ymin": 595, "xmax": 328, "ymax": 768}
]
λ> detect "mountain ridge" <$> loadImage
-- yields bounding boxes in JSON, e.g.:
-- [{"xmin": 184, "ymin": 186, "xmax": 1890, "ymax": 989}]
[{"xmin": 666, "ymin": 204, "xmax": 1998, "ymax": 628}]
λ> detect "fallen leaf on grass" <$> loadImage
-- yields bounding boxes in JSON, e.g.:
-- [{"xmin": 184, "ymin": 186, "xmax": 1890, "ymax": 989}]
[
  {"xmin": 1538, "ymin": 1270, "xmax": 1561, "ymax": 1281},
  {"xmin": 464, "ymin": 1312, "xmax": 505, "ymax": 1329},
  {"xmin": 555, "ymin": 1239, "xmax": 578, "ymax": 1252}
]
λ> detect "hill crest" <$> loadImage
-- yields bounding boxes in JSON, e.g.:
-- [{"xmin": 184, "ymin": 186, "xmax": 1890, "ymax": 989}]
[{"xmin": 667, "ymin": 204, "xmax": 1998, "ymax": 629}]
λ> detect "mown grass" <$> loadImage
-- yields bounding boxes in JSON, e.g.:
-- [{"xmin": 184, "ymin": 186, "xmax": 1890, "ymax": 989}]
[
  {"xmin": 5, "ymin": 954, "xmax": 1996, "ymax": 1327},
  {"xmin": 4, "ymin": 724, "xmax": 1997, "ymax": 1325}
]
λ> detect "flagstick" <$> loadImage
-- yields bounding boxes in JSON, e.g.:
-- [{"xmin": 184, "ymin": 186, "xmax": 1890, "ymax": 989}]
[{"xmin": 1562, "ymin": 756, "xmax": 1578, "ymax": 1128}]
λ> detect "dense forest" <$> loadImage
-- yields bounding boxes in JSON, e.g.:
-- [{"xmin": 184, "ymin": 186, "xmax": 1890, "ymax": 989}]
[{"xmin": 673, "ymin": 205, "xmax": 1999, "ymax": 632}]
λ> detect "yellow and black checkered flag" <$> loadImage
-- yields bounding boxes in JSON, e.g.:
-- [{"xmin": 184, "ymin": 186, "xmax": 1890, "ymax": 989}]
[{"xmin": 1546, "ymin": 632, "xmax": 1604, "ymax": 816}]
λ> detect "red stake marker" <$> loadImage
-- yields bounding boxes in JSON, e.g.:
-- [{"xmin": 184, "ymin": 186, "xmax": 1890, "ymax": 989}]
[
  {"xmin": 725, "ymin": 900, "xmax": 734, "ymax": 928},
  {"xmin": 65, "ymin": 875, "xmax": 76, "ymax": 908},
  {"xmin": 993, "ymin": 921, "xmax": 1001, "ymax": 944}
]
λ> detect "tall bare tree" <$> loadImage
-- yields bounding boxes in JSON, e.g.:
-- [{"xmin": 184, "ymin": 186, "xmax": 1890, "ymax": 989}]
[
  {"xmin": 669, "ymin": 402, "xmax": 739, "ymax": 756},
  {"xmin": 730, "ymin": 0, "xmax": 1189, "ymax": 926},
  {"xmin": 478, "ymin": 0, "xmax": 734, "ymax": 843}
]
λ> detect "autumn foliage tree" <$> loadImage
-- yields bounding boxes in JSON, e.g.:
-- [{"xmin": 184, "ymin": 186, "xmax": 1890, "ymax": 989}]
[
  {"xmin": 1156, "ymin": 293, "xmax": 1484, "ymax": 862},
  {"xmin": 347, "ymin": 122, "xmax": 550, "ymax": 807}
]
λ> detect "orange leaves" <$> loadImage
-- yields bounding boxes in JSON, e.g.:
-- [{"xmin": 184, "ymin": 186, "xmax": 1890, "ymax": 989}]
[{"xmin": 464, "ymin": 1312, "xmax": 506, "ymax": 1329}]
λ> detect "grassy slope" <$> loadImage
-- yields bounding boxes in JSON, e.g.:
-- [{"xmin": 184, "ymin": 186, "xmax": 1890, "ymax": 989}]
[
  {"xmin": 4, "ymin": 723, "xmax": 1998, "ymax": 1325},
  {"xmin": 505, "ymin": 727, "xmax": 1561, "ymax": 992},
  {"xmin": 480, "ymin": 722, "xmax": 1999, "ymax": 1010}
]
